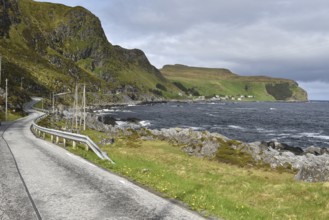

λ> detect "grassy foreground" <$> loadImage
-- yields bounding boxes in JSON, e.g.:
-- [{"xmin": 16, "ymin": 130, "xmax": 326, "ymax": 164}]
[
  {"xmin": 61, "ymin": 128, "xmax": 329, "ymax": 220},
  {"xmin": 0, "ymin": 111, "xmax": 26, "ymax": 121}
]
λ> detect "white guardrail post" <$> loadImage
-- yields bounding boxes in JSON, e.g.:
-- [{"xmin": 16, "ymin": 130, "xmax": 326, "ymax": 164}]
[{"xmin": 31, "ymin": 110, "xmax": 115, "ymax": 164}]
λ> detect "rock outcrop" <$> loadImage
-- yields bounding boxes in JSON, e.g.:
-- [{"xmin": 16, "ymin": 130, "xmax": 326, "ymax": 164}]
[
  {"xmin": 151, "ymin": 128, "xmax": 228, "ymax": 157},
  {"xmin": 83, "ymin": 112, "xmax": 329, "ymax": 182},
  {"xmin": 245, "ymin": 141, "xmax": 329, "ymax": 182}
]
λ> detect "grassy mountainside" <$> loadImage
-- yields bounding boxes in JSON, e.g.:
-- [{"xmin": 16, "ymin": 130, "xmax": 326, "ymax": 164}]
[
  {"xmin": 0, "ymin": 0, "xmax": 180, "ymax": 106},
  {"xmin": 0, "ymin": 0, "xmax": 307, "ymax": 109},
  {"xmin": 161, "ymin": 64, "xmax": 308, "ymax": 101}
]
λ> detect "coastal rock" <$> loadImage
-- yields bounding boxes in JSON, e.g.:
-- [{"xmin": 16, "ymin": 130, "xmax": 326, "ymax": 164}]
[
  {"xmin": 201, "ymin": 140, "xmax": 219, "ymax": 157},
  {"xmin": 90, "ymin": 113, "xmax": 329, "ymax": 182},
  {"xmin": 99, "ymin": 138, "xmax": 115, "ymax": 146},
  {"xmin": 295, "ymin": 154, "xmax": 329, "ymax": 182},
  {"xmin": 304, "ymin": 146, "xmax": 323, "ymax": 155},
  {"xmin": 86, "ymin": 114, "xmax": 108, "ymax": 131},
  {"xmin": 245, "ymin": 141, "xmax": 329, "ymax": 182},
  {"xmin": 98, "ymin": 115, "xmax": 116, "ymax": 126},
  {"xmin": 151, "ymin": 128, "xmax": 226, "ymax": 157},
  {"xmin": 266, "ymin": 141, "xmax": 304, "ymax": 155}
]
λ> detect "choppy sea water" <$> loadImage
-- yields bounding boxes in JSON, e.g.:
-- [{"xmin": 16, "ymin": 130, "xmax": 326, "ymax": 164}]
[{"xmin": 102, "ymin": 101, "xmax": 329, "ymax": 148}]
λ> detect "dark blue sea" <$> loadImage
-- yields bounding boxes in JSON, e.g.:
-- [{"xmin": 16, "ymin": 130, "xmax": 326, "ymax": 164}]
[{"xmin": 102, "ymin": 101, "xmax": 329, "ymax": 148}]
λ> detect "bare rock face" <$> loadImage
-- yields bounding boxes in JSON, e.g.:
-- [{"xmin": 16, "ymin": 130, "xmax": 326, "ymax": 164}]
[
  {"xmin": 0, "ymin": 0, "xmax": 166, "ymax": 101},
  {"xmin": 244, "ymin": 141, "xmax": 329, "ymax": 182},
  {"xmin": 295, "ymin": 154, "xmax": 329, "ymax": 182},
  {"xmin": 151, "ymin": 128, "xmax": 228, "ymax": 158},
  {"xmin": 304, "ymin": 146, "xmax": 328, "ymax": 155},
  {"xmin": 0, "ymin": 0, "xmax": 20, "ymax": 38}
]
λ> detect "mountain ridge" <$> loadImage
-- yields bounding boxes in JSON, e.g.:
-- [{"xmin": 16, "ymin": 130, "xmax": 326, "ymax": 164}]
[
  {"xmin": 0, "ymin": 0, "xmax": 178, "ymax": 106},
  {"xmin": 0, "ymin": 0, "xmax": 308, "ymax": 112}
]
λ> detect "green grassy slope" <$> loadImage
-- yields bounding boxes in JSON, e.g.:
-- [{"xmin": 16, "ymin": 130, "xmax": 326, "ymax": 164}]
[
  {"xmin": 0, "ymin": 0, "xmax": 307, "ymax": 105},
  {"xmin": 161, "ymin": 64, "xmax": 308, "ymax": 101},
  {"xmin": 0, "ymin": 0, "xmax": 181, "ymax": 104}
]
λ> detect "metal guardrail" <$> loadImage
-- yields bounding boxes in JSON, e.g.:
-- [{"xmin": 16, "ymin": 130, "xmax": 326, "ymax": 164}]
[{"xmin": 31, "ymin": 113, "xmax": 115, "ymax": 164}]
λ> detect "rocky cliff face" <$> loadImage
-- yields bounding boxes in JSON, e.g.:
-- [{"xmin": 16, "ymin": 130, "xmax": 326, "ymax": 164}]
[
  {"xmin": 0, "ymin": 0, "xmax": 19, "ymax": 37},
  {"xmin": 0, "ymin": 0, "xmax": 308, "ymax": 103},
  {"xmin": 0, "ymin": 0, "xmax": 171, "ymax": 103}
]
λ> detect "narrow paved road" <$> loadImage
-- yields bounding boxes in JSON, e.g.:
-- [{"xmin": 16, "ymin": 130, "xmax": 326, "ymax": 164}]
[
  {"xmin": 0, "ymin": 107, "xmax": 206, "ymax": 219},
  {"xmin": 0, "ymin": 120, "xmax": 39, "ymax": 220}
]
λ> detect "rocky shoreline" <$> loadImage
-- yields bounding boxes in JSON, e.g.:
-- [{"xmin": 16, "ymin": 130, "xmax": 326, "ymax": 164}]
[{"xmin": 85, "ymin": 113, "xmax": 329, "ymax": 182}]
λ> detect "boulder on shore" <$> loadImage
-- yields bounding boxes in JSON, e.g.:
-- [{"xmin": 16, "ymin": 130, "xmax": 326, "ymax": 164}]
[
  {"xmin": 295, "ymin": 154, "xmax": 329, "ymax": 182},
  {"xmin": 89, "ymin": 113, "xmax": 329, "ymax": 182}
]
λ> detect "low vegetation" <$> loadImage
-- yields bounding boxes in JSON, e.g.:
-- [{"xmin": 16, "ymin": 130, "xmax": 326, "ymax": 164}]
[
  {"xmin": 265, "ymin": 83, "xmax": 293, "ymax": 100},
  {"xmin": 215, "ymin": 140, "xmax": 256, "ymax": 168},
  {"xmin": 37, "ymin": 116, "xmax": 329, "ymax": 220},
  {"xmin": 0, "ymin": 111, "xmax": 26, "ymax": 121}
]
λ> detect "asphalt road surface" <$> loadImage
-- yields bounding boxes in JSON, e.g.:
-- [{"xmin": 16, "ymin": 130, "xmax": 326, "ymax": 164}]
[{"xmin": 0, "ymin": 107, "xmax": 206, "ymax": 219}]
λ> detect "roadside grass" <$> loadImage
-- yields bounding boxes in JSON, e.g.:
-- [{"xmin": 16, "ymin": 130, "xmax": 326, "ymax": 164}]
[
  {"xmin": 37, "ymin": 117, "xmax": 328, "ymax": 219},
  {"xmin": 69, "ymin": 128, "xmax": 329, "ymax": 220},
  {"xmin": 33, "ymin": 100, "xmax": 47, "ymax": 109},
  {"xmin": 0, "ymin": 111, "xmax": 26, "ymax": 121}
]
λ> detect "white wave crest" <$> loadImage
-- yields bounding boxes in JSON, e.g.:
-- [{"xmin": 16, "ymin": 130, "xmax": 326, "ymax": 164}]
[
  {"xmin": 139, "ymin": 120, "xmax": 151, "ymax": 127},
  {"xmin": 228, "ymin": 125, "xmax": 245, "ymax": 130}
]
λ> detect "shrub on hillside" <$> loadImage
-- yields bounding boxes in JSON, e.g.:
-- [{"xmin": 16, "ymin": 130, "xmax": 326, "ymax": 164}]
[{"xmin": 156, "ymin": 83, "xmax": 167, "ymax": 91}]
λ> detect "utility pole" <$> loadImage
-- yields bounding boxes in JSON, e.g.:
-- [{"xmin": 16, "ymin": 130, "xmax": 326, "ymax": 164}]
[
  {"xmin": 74, "ymin": 83, "xmax": 78, "ymax": 131},
  {"xmin": 0, "ymin": 55, "xmax": 2, "ymax": 86},
  {"xmin": 83, "ymin": 84, "xmax": 86, "ymax": 131},
  {"xmin": 5, "ymin": 78, "xmax": 8, "ymax": 121},
  {"xmin": 52, "ymin": 92, "xmax": 55, "ymax": 114},
  {"xmin": 20, "ymin": 77, "xmax": 24, "ymax": 90}
]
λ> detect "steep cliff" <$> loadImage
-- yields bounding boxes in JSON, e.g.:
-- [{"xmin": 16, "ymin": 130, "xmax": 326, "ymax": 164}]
[
  {"xmin": 0, "ymin": 0, "xmax": 307, "ymax": 105},
  {"xmin": 0, "ymin": 0, "xmax": 176, "ymax": 104}
]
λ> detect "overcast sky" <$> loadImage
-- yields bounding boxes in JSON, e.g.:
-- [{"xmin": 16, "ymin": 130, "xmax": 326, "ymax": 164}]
[{"xmin": 35, "ymin": 0, "xmax": 329, "ymax": 100}]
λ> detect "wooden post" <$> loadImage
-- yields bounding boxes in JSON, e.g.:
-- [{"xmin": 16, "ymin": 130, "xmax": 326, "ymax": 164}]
[
  {"xmin": 63, "ymin": 138, "xmax": 66, "ymax": 148},
  {"xmin": 85, "ymin": 144, "xmax": 89, "ymax": 151},
  {"xmin": 56, "ymin": 136, "xmax": 59, "ymax": 144},
  {"xmin": 51, "ymin": 135, "xmax": 54, "ymax": 143},
  {"xmin": 72, "ymin": 141, "xmax": 76, "ymax": 149}
]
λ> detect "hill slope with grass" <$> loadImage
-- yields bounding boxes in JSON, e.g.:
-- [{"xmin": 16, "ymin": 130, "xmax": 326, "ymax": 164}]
[
  {"xmin": 0, "ymin": 0, "xmax": 307, "ymax": 110},
  {"xmin": 0, "ymin": 0, "xmax": 180, "ymax": 107},
  {"xmin": 161, "ymin": 64, "xmax": 308, "ymax": 101}
]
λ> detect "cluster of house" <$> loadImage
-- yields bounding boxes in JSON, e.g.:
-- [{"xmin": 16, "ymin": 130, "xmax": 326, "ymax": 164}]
[{"xmin": 195, "ymin": 95, "xmax": 255, "ymax": 101}]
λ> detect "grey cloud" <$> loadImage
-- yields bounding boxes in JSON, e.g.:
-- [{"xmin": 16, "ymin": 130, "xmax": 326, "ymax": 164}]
[
  {"xmin": 104, "ymin": 0, "xmax": 278, "ymax": 36},
  {"xmin": 298, "ymin": 81, "xmax": 329, "ymax": 100},
  {"xmin": 35, "ymin": 0, "xmax": 329, "ymax": 85}
]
